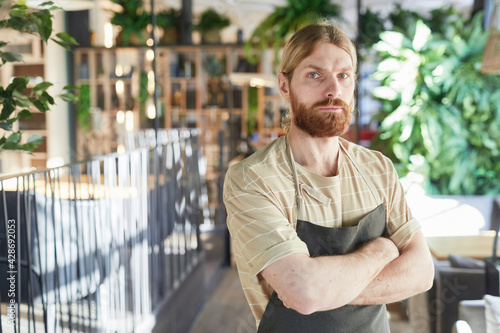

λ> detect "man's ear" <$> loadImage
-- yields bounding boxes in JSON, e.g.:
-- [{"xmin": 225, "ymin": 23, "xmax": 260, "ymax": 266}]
[{"xmin": 278, "ymin": 72, "xmax": 290, "ymax": 99}]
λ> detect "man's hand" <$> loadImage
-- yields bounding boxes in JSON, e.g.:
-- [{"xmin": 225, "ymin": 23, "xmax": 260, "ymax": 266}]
[
  {"xmin": 360, "ymin": 237, "xmax": 400, "ymax": 264},
  {"xmin": 349, "ymin": 231, "xmax": 434, "ymax": 305}
]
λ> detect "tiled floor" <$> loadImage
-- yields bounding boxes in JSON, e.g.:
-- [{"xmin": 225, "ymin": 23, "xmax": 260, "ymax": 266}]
[{"xmin": 188, "ymin": 267, "xmax": 413, "ymax": 333}]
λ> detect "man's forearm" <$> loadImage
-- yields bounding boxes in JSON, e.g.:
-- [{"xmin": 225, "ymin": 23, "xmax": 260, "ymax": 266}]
[
  {"xmin": 349, "ymin": 232, "xmax": 434, "ymax": 305},
  {"xmin": 262, "ymin": 237, "xmax": 399, "ymax": 314}
]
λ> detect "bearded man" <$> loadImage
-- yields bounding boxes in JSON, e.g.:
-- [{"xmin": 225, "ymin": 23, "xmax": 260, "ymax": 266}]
[{"xmin": 223, "ymin": 23, "xmax": 434, "ymax": 332}]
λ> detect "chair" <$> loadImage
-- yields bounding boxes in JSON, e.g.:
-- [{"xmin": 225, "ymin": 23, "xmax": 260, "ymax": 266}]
[{"xmin": 408, "ymin": 258, "xmax": 486, "ymax": 333}]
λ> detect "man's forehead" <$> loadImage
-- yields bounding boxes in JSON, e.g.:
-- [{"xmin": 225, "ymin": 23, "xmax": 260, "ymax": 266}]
[{"xmin": 297, "ymin": 44, "xmax": 354, "ymax": 71}]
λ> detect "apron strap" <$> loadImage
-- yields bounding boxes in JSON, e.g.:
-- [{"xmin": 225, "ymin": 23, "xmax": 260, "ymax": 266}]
[
  {"xmin": 340, "ymin": 142, "xmax": 383, "ymax": 205},
  {"xmin": 286, "ymin": 135, "xmax": 303, "ymax": 219}
]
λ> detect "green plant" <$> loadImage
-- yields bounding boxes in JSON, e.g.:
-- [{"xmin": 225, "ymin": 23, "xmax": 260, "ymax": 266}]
[
  {"xmin": 370, "ymin": 6, "xmax": 500, "ymax": 195},
  {"xmin": 138, "ymin": 71, "xmax": 148, "ymax": 115},
  {"xmin": 247, "ymin": 86, "xmax": 258, "ymax": 135},
  {"xmin": 192, "ymin": 8, "xmax": 230, "ymax": 41},
  {"xmin": 0, "ymin": 1, "xmax": 78, "ymax": 153},
  {"xmin": 358, "ymin": 8, "xmax": 386, "ymax": 50},
  {"xmin": 157, "ymin": 8, "xmax": 181, "ymax": 44},
  {"xmin": 110, "ymin": 0, "xmax": 150, "ymax": 46},
  {"xmin": 203, "ymin": 54, "xmax": 225, "ymax": 78},
  {"xmin": 156, "ymin": 8, "xmax": 180, "ymax": 30},
  {"xmin": 77, "ymin": 84, "xmax": 91, "ymax": 131},
  {"xmin": 244, "ymin": 0, "xmax": 341, "ymax": 67}
]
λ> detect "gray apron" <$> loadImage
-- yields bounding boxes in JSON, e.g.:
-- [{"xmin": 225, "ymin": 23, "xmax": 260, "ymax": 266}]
[{"xmin": 257, "ymin": 139, "xmax": 391, "ymax": 333}]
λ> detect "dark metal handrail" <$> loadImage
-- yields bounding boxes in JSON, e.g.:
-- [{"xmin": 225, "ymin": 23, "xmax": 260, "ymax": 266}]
[{"xmin": 0, "ymin": 129, "xmax": 208, "ymax": 332}]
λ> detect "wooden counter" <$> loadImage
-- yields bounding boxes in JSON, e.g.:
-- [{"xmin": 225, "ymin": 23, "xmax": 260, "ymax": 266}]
[{"xmin": 426, "ymin": 231, "xmax": 499, "ymax": 260}]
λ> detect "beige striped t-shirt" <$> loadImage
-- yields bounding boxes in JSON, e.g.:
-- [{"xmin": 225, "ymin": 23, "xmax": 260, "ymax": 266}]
[{"xmin": 223, "ymin": 135, "xmax": 421, "ymax": 325}]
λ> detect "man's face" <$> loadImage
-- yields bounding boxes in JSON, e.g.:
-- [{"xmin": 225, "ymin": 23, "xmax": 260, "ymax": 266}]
[{"xmin": 280, "ymin": 42, "xmax": 355, "ymax": 138}]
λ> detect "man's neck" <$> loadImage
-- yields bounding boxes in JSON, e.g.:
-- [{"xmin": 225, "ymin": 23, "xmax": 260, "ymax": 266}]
[{"xmin": 288, "ymin": 127, "xmax": 340, "ymax": 177}]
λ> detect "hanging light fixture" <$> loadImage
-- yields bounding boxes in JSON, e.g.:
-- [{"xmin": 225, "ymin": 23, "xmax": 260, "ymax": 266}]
[{"xmin": 481, "ymin": 1, "xmax": 500, "ymax": 74}]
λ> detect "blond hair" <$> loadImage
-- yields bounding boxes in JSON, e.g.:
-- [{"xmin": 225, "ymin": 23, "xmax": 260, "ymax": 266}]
[{"xmin": 280, "ymin": 24, "xmax": 357, "ymax": 130}]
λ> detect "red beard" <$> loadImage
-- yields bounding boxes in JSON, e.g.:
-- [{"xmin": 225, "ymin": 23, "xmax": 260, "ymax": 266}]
[{"xmin": 290, "ymin": 90, "xmax": 352, "ymax": 138}]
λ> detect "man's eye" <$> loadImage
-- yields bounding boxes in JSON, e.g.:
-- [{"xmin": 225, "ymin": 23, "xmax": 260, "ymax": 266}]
[
  {"xmin": 338, "ymin": 73, "xmax": 349, "ymax": 79},
  {"xmin": 308, "ymin": 72, "xmax": 320, "ymax": 79}
]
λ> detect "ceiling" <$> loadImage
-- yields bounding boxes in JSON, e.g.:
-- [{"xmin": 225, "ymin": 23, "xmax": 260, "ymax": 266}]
[
  {"xmin": 153, "ymin": 0, "xmax": 476, "ymax": 40},
  {"xmin": 50, "ymin": 0, "xmax": 476, "ymax": 44}
]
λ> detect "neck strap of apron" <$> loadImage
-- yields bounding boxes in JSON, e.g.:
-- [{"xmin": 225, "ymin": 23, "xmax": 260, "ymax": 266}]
[
  {"xmin": 341, "ymin": 142, "xmax": 383, "ymax": 205},
  {"xmin": 286, "ymin": 135, "xmax": 383, "ymax": 220}
]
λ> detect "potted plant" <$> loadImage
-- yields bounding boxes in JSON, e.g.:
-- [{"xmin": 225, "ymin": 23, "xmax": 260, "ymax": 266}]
[
  {"xmin": 244, "ymin": 0, "xmax": 342, "ymax": 67},
  {"xmin": 369, "ymin": 6, "xmax": 500, "ymax": 196},
  {"xmin": 0, "ymin": 1, "xmax": 78, "ymax": 153},
  {"xmin": 192, "ymin": 8, "xmax": 230, "ymax": 44},
  {"xmin": 156, "ymin": 8, "xmax": 181, "ymax": 45},
  {"xmin": 110, "ymin": 0, "xmax": 150, "ymax": 46}
]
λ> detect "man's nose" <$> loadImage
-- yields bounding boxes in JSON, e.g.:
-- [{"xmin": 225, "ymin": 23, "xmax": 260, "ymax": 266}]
[{"xmin": 326, "ymin": 77, "xmax": 341, "ymax": 99}]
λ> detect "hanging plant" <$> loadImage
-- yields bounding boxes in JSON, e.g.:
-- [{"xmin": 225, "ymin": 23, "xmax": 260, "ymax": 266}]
[
  {"xmin": 244, "ymin": 0, "xmax": 342, "ymax": 67},
  {"xmin": 370, "ymin": 6, "xmax": 500, "ymax": 195},
  {"xmin": 192, "ymin": 8, "xmax": 230, "ymax": 44},
  {"xmin": 157, "ymin": 8, "xmax": 181, "ymax": 44},
  {"xmin": 110, "ymin": 0, "xmax": 150, "ymax": 46}
]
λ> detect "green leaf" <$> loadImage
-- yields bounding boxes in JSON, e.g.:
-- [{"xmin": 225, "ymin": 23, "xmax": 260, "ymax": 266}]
[
  {"xmin": 32, "ymin": 99, "xmax": 48, "ymax": 112},
  {"xmin": 0, "ymin": 122, "xmax": 13, "ymax": 131},
  {"xmin": 0, "ymin": 51, "xmax": 23, "ymax": 63},
  {"xmin": 9, "ymin": 9, "xmax": 26, "ymax": 17},
  {"xmin": 377, "ymin": 58, "xmax": 402, "ymax": 72},
  {"xmin": 50, "ymin": 38, "xmax": 71, "ymax": 50},
  {"xmin": 412, "ymin": 20, "xmax": 431, "ymax": 51},
  {"xmin": 5, "ymin": 132, "xmax": 21, "ymax": 144},
  {"xmin": 33, "ymin": 9, "xmax": 53, "ymax": 42},
  {"xmin": 41, "ymin": 91, "xmax": 55, "ymax": 105},
  {"xmin": 372, "ymin": 86, "xmax": 399, "ymax": 100},
  {"xmin": 26, "ymin": 133, "xmax": 43, "ymax": 145},
  {"xmin": 55, "ymin": 32, "xmax": 78, "ymax": 46},
  {"xmin": 379, "ymin": 31, "xmax": 404, "ymax": 49},
  {"xmin": 59, "ymin": 93, "xmax": 79, "ymax": 103},
  {"xmin": 18, "ymin": 109, "xmax": 33, "ymax": 119},
  {"xmin": 32, "ymin": 81, "xmax": 53, "ymax": 92},
  {"xmin": 7, "ymin": 76, "xmax": 28, "ymax": 93},
  {"xmin": 39, "ymin": 1, "xmax": 56, "ymax": 7}
]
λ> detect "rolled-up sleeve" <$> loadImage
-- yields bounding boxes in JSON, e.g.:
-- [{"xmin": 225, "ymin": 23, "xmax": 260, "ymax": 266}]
[{"xmin": 223, "ymin": 164, "xmax": 309, "ymax": 277}]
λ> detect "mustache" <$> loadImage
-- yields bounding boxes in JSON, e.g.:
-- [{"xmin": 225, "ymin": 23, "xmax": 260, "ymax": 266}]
[{"xmin": 312, "ymin": 98, "xmax": 350, "ymax": 110}]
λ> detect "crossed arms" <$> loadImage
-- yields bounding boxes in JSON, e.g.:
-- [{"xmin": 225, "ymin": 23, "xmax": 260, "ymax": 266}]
[{"xmin": 260, "ymin": 231, "xmax": 434, "ymax": 315}]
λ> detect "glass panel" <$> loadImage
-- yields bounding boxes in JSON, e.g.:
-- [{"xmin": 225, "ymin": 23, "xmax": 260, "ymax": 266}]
[
  {"xmin": 170, "ymin": 51, "xmax": 196, "ymax": 78},
  {"xmin": 125, "ymin": 83, "xmax": 134, "ymax": 110},
  {"xmin": 232, "ymin": 51, "xmax": 258, "ymax": 73},
  {"xmin": 186, "ymin": 82, "xmax": 196, "ymax": 109},
  {"xmin": 111, "ymin": 83, "xmax": 119, "ymax": 109},
  {"xmin": 78, "ymin": 52, "xmax": 89, "ymax": 80},
  {"xmin": 96, "ymin": 52, "xmax": 104, "ymax": 78},
  {"xmin": 97, "ymin": 84, "xmax": 104, "ymax": 110},
  {"xmin": 264, "ymin": 101, "xmax": 275, "ymax": 128}
]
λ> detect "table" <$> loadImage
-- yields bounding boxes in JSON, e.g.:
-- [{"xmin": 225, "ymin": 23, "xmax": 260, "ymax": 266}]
[{"xmin": 426, "ymin": 231, "xmax": 500, "ymax": 260}]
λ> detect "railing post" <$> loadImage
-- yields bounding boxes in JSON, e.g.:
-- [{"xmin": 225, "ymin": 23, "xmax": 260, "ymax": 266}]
[{"xmin": 217, "ymin": 130, "xmax": 230, "ymax": 267}]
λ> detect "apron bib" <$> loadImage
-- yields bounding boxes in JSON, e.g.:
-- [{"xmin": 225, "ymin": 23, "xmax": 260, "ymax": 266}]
[{"xmin": 257, "ymin": 139, "xmax": 391, "ymax": 333}]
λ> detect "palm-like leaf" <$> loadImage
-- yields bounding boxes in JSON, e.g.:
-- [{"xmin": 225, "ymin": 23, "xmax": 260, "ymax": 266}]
[{"xmin": 370, "ymin": 6, "xmax": 500, "ymax": 195}]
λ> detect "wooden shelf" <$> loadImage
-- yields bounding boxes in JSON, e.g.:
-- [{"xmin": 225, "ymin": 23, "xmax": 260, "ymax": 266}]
[{"xmin": 73, "ymin": 45, "xmax": 280, "ymax": 213}]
